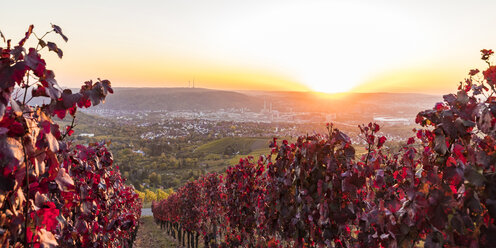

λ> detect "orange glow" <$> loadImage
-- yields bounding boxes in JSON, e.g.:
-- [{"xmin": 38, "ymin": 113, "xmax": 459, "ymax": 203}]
[
  {"xmin": 50, "ymin": 53, "xmax": 309, "ymax": 91},
  {"xmin": 3, "ymin": 1, "xmax": 496, "ymax": 93},
  {"xmin": 351, "ymin": 67, "xmax": 470, "ymax": 94},
  {"xmin": 309, "ymin": 91, "xmax": 353, "ymax": 100}
]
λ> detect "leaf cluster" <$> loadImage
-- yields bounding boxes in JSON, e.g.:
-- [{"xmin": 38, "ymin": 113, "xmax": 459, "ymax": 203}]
[{"xmin": 0, "ymin": 25, "xmax": 141, "ymax": 247}]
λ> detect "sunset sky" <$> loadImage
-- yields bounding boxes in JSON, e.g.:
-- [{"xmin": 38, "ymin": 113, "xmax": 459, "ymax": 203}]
[{"xmin": 2, "ymin": 0, "xmax": 496, "ymax": 93}]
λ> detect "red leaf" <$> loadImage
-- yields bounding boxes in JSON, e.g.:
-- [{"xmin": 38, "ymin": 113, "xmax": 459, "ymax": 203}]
[
  {"xmin": 18, "ymin": 25, "xmax": 34, "ymax": 46},
  {"xmin": 377, "ymin": 136, "xmax": 386, "ymax": 148},
  {"xmin": 51, "ymin": 24, "xmax": 68, "ymax": 42},
  {"xmin": 446, "ymin": 157, "xmax": 457, "ymax": 167},
  {"xmin": 46, "ymin": 42, "xmax": 63, "ymax": 58},
  {"xmin": 450, "ymin": 185, "xmax": 457, "ymax": 194},
  {"xmin": 55, "ymin": 168, "xmax": 74, "ymax": 191}
]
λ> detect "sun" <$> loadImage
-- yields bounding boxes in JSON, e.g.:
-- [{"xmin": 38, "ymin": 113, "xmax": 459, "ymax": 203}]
[
  {"xmin": 304, "ymin": 76, "xmax": 361, "ymax": 93},
  {"xmin": 299, "ymin": 65, "xmax": 368, "ymax": 93}
]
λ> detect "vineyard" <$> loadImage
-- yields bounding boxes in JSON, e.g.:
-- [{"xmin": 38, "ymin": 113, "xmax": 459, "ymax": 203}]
[
  {"xmin": 2, "ymin": 24, "xmax": 496, "ymax": 248},
  {"xmin": 153, "ymin": 50, "xmax": 496, "ymax": 247},
  {"xmin": 0, "ymin": 25, "xmax": 141, "ymax": 247}
]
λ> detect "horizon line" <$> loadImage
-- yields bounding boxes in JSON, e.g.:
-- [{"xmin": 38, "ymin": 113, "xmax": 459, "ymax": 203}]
[{"xmin": 59, "ymin": 85, "xmax": 443, "ymax": 95}]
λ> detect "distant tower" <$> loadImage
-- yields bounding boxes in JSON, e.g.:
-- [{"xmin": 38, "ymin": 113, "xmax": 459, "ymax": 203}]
[
  {"xmin": 269, "ymin": 102, "xmax": 272, "ymax": 113},
  {"xmin": 264, "ymin": 99, "xmax": 267, "ymax": 111}
]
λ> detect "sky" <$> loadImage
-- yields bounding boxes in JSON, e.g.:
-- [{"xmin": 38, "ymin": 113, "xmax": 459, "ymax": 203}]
[{"xmin": 1, "ymin": 0, "xmax": 496, "ymax": 94}]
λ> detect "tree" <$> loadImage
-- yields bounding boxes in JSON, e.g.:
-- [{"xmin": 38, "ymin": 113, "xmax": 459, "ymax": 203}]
[
  {"xmin": 145, "ymin": 189, "xmax": 157, "ymax": 202},
  {"xmin": 150, "ymin": 172, "xmax": 159, "ymax": 185},
  {"xmin": 157, "ymin": 189, "xmax": 169, "ymax": 201}
]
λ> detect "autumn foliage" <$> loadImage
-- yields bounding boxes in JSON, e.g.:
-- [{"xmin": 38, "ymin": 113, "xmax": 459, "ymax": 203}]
[
  {"xmin": 0, "ymin": 25, "xmax": 141, "ymax": 247},
  {"xmin": 153, "ymin": 50, "xmax": 496, "ymax": 247}
]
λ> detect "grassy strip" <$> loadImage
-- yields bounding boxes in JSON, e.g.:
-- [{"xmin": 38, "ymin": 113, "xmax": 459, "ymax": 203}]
[{"xmin": 134, "ymin": 216, "xmax": 177, "ymax": 248}]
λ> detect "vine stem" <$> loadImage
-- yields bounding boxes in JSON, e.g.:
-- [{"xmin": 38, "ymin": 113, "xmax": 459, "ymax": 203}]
[
  {"xmin": 22, "ymin": 139, "xmax": 30, "ymax": 248},
  {"xmin": 61, "ymin": 115, "xmax": 76, "ymax": 141},
  {"xmin": 33, "ymin": 30, "xmax": 53, "ymax": 51},
  {"xmin": 364, "ymin": 129, "xmax": 374, "ymax": 167},
  {"xmin": 22, "ymin": 73, "xmax": 30, "ymax": 106}
]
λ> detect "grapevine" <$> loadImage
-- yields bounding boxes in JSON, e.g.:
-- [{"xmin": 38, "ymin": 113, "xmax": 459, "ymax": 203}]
[{"xmin": 0, "ymin": 25, "xmax": 142, "ymax": 247}]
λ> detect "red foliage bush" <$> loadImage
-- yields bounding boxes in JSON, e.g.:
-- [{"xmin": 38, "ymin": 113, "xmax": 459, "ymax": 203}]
[{"xmin": 0, "ymin": 25, "xmax": 141, "ymax": 247}]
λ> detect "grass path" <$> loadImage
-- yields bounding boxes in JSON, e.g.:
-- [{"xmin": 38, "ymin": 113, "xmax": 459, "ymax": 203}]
[{"xmin": 133, "ymin": 216, "xmax": 177, "ymax": 248}]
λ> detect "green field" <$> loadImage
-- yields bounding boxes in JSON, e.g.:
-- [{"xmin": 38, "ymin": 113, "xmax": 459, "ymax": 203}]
[{"xmin": 196, "ymin": 137, "xmax": 269, "ymax": 155}]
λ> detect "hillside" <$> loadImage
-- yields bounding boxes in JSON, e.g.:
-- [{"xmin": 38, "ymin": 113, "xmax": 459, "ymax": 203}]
[
  {"xmin": 90, "ymin": 87, "xmax": 264, "ymax": 112},
  {"xmin": 82, "ymin": 87, "xmax": 440, "ymax": 119}
]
